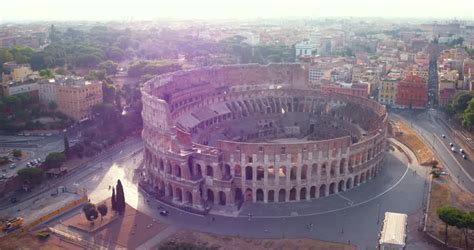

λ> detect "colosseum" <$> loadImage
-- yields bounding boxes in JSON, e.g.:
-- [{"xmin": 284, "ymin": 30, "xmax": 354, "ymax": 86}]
[{"xmin": 141, "ymin": 64, "xmax": 388, "ymax": 212}]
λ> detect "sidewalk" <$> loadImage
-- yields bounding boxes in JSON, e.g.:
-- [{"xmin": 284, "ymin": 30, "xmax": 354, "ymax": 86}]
[{"xmin": 0, "ymin": 136, "xmax": 142, "ymax": 210}]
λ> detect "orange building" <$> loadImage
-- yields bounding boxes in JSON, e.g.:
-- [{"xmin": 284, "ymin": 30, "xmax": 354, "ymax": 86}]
[
  {"xmin": 395, "ymin": 75, "xmax": 427, "ymax": 109},
  {"xmin": 56, "ymin": 78, "xmax": 103, "ymax": 121}
]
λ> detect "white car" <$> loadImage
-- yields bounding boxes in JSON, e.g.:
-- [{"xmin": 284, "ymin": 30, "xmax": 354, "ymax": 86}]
[
  {"xmin": 459, "ymin": 148, "xmax": 464, "ymax": 154},
  {"xmin": 451, "ymin": 147, "xmax": 456, "ymax": 152}
]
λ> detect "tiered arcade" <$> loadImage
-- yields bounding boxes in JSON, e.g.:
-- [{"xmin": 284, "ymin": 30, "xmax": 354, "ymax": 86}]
[{"xmin": 141, "ymin": 64, "xmax": 388, "ymax": 211}]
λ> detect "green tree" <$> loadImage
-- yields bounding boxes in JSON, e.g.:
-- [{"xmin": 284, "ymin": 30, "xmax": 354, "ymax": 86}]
[
  {"xmin": 98, "ymin": 60, "xmax": 118, "ymax": 76},
  {"xmin": 17, "ymin": 168, "xmax": 44, "ymax": 186},
  {"xmin": 452, "ymin": 92, "xmax": 474, "ymax": 113},
  {"xmin": 12, "ymin": 149, "xmax": 22, "ymax": 158},
  {"xmin": 97, "ymin": 203, "xmax": 108, "ymax": 220},
  {"xmin": 111, "ymin": 187, "xmax": 117, "ymax": 211},
  {"xmin": 39, "ymin": 69, "xmax": 55, "ymax": 79},
  {"xmin": 82, "ymin": 202, "xmax": 99, "ymax": 225},
  {"xmin": 115, "ymin": 179, "xmax": 125, "ymax": 215},
  {"xmin": 44, "ymin": 152, "xmax": 66, "ymax": 169},
  {"xmin": 437, "ymin": 206, "xmax": 464, "ymax": 245}
]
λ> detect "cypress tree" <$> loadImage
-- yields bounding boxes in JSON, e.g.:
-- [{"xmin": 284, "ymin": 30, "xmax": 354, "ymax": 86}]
[
  {"xmin": 63, "ymin": 135, "xmax": 70, "ymax": 156},
  {"xmin": 111, "ymin": 187, "xmax": 116, "ymax": 211},
  {"xmin": 116, "ymin": 179, "xmax": 125, "ymax": 214}
]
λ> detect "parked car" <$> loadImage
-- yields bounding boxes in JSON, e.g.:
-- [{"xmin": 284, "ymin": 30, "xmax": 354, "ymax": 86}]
[
  {"xmin": 462, "ymin": 154, "xmax": 467, "ymax": 160},
  {"xmin": 9, "ymin": 164, "xmax": 16, "ymax": 169},
  {"xmin": 159, "ymin": 210, "xmax": 169, "ymax": 216},
  {"xmin": 449, "ymin": 143, "xmax": 454, "ymax": 147},
  {"xmin": 442, "ymin": 134, "xmax": 446, "ymax": 138},
  {"xmin": 451, "ymin": 147, "xmax": 456, "ymax": 152},
  {"xmin": 459, "ymin": 148, "xmax": 464, "ymax": 154}
]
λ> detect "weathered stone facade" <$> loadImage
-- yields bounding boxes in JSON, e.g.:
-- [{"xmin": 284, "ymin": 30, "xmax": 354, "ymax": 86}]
[{"xmin": 141, "ymin": 64, "xmax": 388, "ymax": 211}]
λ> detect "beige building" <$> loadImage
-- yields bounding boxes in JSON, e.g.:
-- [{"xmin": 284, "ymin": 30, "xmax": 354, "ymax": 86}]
[
  {"xmin": 57, "ymin": 78, "xmax": 103, "ymax": 121},
  {"xmin": 378, "ymin": 78, "xmax": 399, "ymax": 106},
  {"xmin": 1, "ymin": 62, "xmax": 33, "ymax": 83}
]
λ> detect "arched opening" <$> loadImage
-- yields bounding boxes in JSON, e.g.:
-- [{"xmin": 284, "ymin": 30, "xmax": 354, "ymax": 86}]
[
  {"xmin": 206, "ymin": 165, "xmax": 214, "ymax": 177},
  {"xmin": 301, "ymin": 165, "xmax": 308, "ymax": 180},
  {"xmin": 235, "ymin": 188, "xmax": 243, "ymax": 204},
  {"xmin": 159, "ymin": 158, "xmax": 164, "ymax": 171},
  {"xmin": 319, "ymin": 184, "xmax": 326, "ymax": 197},
  {"xmin": 329, "ymin": 183, "xmax": 336, "ymax": 194},
  {"xmin": 330, "ymin": 161, "xmax": 337, "ymax": 177},
  {"xmin": 174, "ymin": 165, "xmax": 181, "ymax": 178},
  {"xmin": 361, "ymin": 172, "xmax": 366, "ymax": 183},
  {"xmin": 310, "ymin": 186, "xmax": 316, "ymax": 198},
  {"xmin": 346, "ymin": 178, "xmax": 352, "ymax": 190},
  {"xmin": 268, "ymin": 190, "xmax": 275, "ymax": 202},
  {"xmin": 168, "ymin": 183, "xmax": 173, "ymax": 198},
  {"xmin": 279, "ymin": 166, "xmax": 286, "ymax": 179},
  {"xmin": 245, "ymin": 188, "xmax": 253, "ymax": 202},
  {"xmin": 223, "ymin": 164, "xmax": 231, "ymax": 180},
  {"xmin": 321, "ymin": 163, "xmax": 327, "ymax": 176},
  {"xmin": 311, "ymin": 164, "xmax": 318, "ymax": 179},
  {"xmin": 256, "ymin": 189, "xmax": 264, "ymax": 201},
  {"xmin": 185, "ymin": 191, "xmax": 193, "ymax": 205},
  {"xmin": 290, "ymin": 166, "xmax": 297, "ymax": 180},
  {"xmin": 167, "ymin": 162, "xmax": 172, "ymax": 174},
  {"xmin": 245, "ymin": 166, "xmax": 253, "ymax": 180},
  {"xmin": 300, "ymin": 187, "xmax": 307, "ymax": 200},
  {"xmin": 175, "ymin": 188, "xmax": 182, "ymax": 202},
  {"xmin": 207, "ymin": 189, "xmax": 214, "ymax": 203},
  {"xmin": 268, "ymin": 166, "xmax": 275, "ymax": 179},
  {"xmin": 338, "ymin": 180, "xmax": 344, "ymax": 192},
  {"xmin": 235, "ymin": 165, "xmax": 242, "ymax": 177},
  {"xmin": 278, "ymin": 189, "xmax": 286, "ymax": 202},
  {"xmin": 218, "ymin": 191, "xmax": 226, "ymax": 205},
  {"xmin": 354, "ymin": 175, "xmax": 359, "ymax": 186},
  {"xmin": 256, "ymin": 166, "xmax": 264, "ymax": 181},
  {"xmin": 339, "ymin": 158, "xmax": 346, "ymax": 174},
  {"xmin": 289, "ymin": 188, "xmax": 296, "ymax": 201},
  {"xmin": 195, "ymin": 164, "xmax": 202, "ymax": 178},
  {"xmin": 366, "ymin": 169, "xmax": 371, "ymax": 180}
]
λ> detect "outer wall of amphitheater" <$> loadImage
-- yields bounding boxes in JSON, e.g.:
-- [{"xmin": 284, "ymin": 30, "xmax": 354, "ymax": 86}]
[{"xmin": 141, "ymin": 64, "xmax": 388, "ymax": 211}]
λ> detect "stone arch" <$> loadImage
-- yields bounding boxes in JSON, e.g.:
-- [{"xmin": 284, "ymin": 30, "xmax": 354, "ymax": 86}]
[
  {"xmin": 300, "ymin": 187, "xmax": 307, "ymax": 200},
  {"xmin": 301, "ymin": 164, "xmax": 308, "ymax": 180},
  {"xmin": 245, "ymin": 188, "xmax": 252, "ymax": 202},
  {"xmin": 218, "ymin": 191, "xmax": 226, "ymax": 205},
  {"xmin": 185, "ymin": 191, "xmax": 193, "ymax": 205},
  {"xmin": 167, "ymin": 183, "xmax": 173, "ymax": 198},
  {"xmin": 289, "ymin": 188, "xmax": 297, "ymax": 201},
  {"xmin": 235, "ymin": 165, "xmax": 242, "ymax": 177},
  {"xmin": 256, "ymin": 166, "xmax": 264, "ymax": 181},
  {"xmin": 321, "ymin": 162, "xmax": 327, "ymax": 176},
  {"xmin": 338, "ymin": 180, "xmax": 345, "ymax": 192},
  {"xmin": 268, "ymin": 190, "xmax": 275, "ymax": 202},
  {"xmin": 366, "ymin": 169, "xmax": 371, "ymax": 180},
  {"xmin": 278, "ymin": 189, "xmax": 286, "ymax": 202},
  {"xmin": 311, "ymin": 164, "xmax": 318, "ymax": 179},
  {"xmin": 354, "ymin": 175, "xmax": 360, "ymax": 186},
  {"xmin": 319, "ymin": 184, "xmax": 326, "ymax": 197},
  {"xmin": 245, "ymin": 166, "xmax": 253, "ymax": 180},
  {"xmin": 175, "ymin": 187, "xmax": 183, "ymax": 202},
  {"xmin": 256, "ymin": 189, "xmax": 264, "ymax": 202},
  {"xmin": 223, "ymin": 164, "xmax": 231, "ymax": 180},
  {"xmin": 174, "ymin": 165, "xmax": 181, "ymax": 178},
  {"xmin": 279, "ymin": 166, "xmax": 286, "ymax": 178},
  {"xmin": 206, "ymin": 165, "xmax": 214, "ymax": 177},
  {"xmin": 166, "ymin": 162, "xmax": 172, "ymax": 174},
  {"xmin": 329, "ymin": 182, "xmax": 336, "ymax": 194},
  {"xmin": 195, "ymin": 164, "xmax": 202, "ymax": 178},
  {"xmin": 159, "ymin": 158, "xmax": 164, "ymax": 171},
  {"xmin": 235, "ymin": 188, "xmax": 243, "ymax": 204},
  {"xmin": 207, "ymin": 189, "xmax": 214, "ymax": 203},
  {"xmin": 310, "ymin": 186, "xmax": 316, "ymax": 198},
  {"xmin": 268, "ymin": 166, "xmax": 275, "ymax": 179},
  {"xmin": 346, "ymin": 177, "xmax": 352, "ymax": 189},
  {"xmin": 361, "ymin": 172, "xmax": 366, "ymax": 183},
  {"xmin": 290, "ymin": 166, "xmax": 297, "ymax": 180},
  {"xmin": 330, "ymin": 161, "xmax": 337, "ymax": 177},
  {"xmin": 339, "ymin": 158, "xmax": 346, "ymax": 174}
]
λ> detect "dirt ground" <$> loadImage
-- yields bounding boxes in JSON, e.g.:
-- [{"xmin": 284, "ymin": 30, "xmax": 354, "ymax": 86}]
[
  {"xmin": 393, "ymin": 121, "xmax": 435, "ymax": 165},
  {"xmin": 0, "ymin": 231, "xmax": 86, "ymax": 250},
  {"xmin": 158, "ymin": 229, "xmax": 356, "ymax": 250},
  {"xmin": 426, "ymin": 176, "xmax": 474, "ymax": 248}
]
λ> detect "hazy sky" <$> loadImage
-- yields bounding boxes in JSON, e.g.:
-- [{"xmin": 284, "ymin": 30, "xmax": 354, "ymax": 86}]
[{"xmin": 2, "ymin": 0, "xmax": 473, "ymax": 21}]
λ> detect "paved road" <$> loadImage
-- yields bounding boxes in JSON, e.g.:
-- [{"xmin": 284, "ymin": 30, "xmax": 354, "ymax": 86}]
[
  {"xmin": 43, "ymin": 141, "xmax": 436, "ymax": 250},
  {"xmin": 391, "ymin": 109, "xmax": 474, "ymax": 193}
]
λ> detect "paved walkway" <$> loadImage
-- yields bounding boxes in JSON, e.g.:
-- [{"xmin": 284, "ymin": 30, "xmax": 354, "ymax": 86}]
[{"xmin": 137, "ymin": 224, "xmax": 180, "ymax": 249}]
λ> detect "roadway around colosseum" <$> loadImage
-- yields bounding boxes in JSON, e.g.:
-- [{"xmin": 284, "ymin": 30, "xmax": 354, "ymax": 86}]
[{"xmin": 152, "ymin": 141, "xmax": 428, "ymax": 249}]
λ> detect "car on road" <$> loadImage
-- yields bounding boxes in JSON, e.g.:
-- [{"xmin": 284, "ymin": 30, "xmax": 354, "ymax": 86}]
[
  {"xmin": 459, "ymin": 148, "xmax": 464, "ymax": 154},
  {"xmin": 449, "ymin": 143, "xmax": 454, "ymax": 147},
  {"xmin": 0, "ymin": 174, "xmax": 6, "ymax": 179},
  {"xmin": 9, "ymin": 164, "xmax": 16, "ymax": 169},
  {"xmin": 442, "ymin": 134, "xmax": 446, "ymax": 138},
  {"xmin": 462, "ymin": 154, "xmax": 467, "ymax": 160},
  {"xmin": 159, "ymin": 210, "xmax": 169, "ymax": 216},
  {"xmin": 451, "ymin": 146, "xmax": 456, "ymax": 152}
]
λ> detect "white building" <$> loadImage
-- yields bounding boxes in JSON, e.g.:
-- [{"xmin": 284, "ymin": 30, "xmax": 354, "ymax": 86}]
[
  {"xmin": 6, "ymin": 82, "xmax": 39, "ymax": 96},
  {"xmin": 379, "ymin": 212, "xmax": 407, "ymax": 250},
  {"xmin": 39, "ymin": 79, "xmax": 58, "ymax": 105},
  {"xmin": 295, "ymin": 41, "xmax": 315, "ymax": 57}
]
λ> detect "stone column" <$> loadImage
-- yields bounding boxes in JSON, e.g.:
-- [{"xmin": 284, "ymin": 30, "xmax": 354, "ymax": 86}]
[{"xmin": 263, "ymin": 189, "xmax": 268, "ymax": 203}]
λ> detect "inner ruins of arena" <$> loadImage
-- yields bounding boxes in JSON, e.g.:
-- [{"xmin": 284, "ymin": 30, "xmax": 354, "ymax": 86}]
[{"xmin": 141, "ymin": 64, "xmax": 388, "ymax": 212}]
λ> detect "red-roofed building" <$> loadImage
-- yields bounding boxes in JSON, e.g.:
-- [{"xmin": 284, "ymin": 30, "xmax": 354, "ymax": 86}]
[
  {"xmin": 395, "ymin": 75, "xmax": 428, "ymax": 109},
  {"xmin": 438, "ymin": 88, "xmax": 456, "ymax": 107},
  {"xmin": 320, "ymin": 82, "xmax": 368, "ymax": 97}
]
